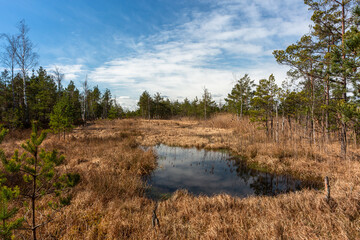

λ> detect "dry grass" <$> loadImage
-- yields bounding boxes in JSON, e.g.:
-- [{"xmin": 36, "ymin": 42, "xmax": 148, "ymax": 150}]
[
  {"xmin": 140, "ymin": 114, "xmax": 360, "ymax": 182},
  {"xmin": 0, "ymin": 115, "xmax": 359, "ymax": 239}
]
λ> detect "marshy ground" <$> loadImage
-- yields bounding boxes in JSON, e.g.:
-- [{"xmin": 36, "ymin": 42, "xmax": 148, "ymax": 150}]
[{"xmin": 1, "ymin": 115, "xmax": 360, "ymax": 239}]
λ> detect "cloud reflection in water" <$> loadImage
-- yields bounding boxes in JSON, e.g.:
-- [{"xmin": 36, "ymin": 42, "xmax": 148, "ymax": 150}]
[{"xmin": 147, "ymin": 144, "xmax": 318, "ymax": 198}]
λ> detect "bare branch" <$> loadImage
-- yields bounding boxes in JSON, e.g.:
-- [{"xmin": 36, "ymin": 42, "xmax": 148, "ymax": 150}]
[
  {"xmin": 52, "ymin": 66, "xmax": 64, "ymax": 93},
  {"xmin": 14, "ymin": 19, "xmax": 38, "ymax": 119}
]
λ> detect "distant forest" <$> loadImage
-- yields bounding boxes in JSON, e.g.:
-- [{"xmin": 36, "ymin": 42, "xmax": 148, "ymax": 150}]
[{"xmin": 2, "ymin": 0, "xmax": 360, "ymax": 160}]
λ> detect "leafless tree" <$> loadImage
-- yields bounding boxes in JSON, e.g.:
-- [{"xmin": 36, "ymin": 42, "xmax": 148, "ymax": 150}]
[
  {"xmin": 15, "ymin": 20, "xmax": 38, "ymax": 124},
  {"xmin": 52, "ymin": 66, "xmax": 64, "ymax": 94},
  {"xmin": 81, "ymin": 75, "xmax": 89, "ymax": 123},
  {"xmin": 1, "ymin": 33, "xmax": 19, "ymax": 108}
]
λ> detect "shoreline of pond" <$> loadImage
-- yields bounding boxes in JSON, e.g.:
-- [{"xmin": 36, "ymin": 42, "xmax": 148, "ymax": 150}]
[{"xmin": 142, "ymin": 144, "xmax": 323, "ymax": 200}]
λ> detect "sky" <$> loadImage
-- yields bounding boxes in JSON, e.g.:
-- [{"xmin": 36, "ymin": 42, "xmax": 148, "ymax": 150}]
[{"xmin": 0, "ymin": 0, "xmax": 312, "ymax": 110}]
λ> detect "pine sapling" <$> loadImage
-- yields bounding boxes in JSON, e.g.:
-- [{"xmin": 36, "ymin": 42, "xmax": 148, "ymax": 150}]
[
  {"xmin": 0, "ymin": 127, "xmax": 24, "ymax": 240},
  {"xmin": 1, "ymin": 122, "xmax": 79, "ymax": 240}
]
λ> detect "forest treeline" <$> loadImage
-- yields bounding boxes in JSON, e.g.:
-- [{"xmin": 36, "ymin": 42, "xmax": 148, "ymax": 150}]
[
  {"xmin": 0, "ymin": 20, "xmax": 124, "ymax": 132},
  {"xmin": 1, "ymin": 0, "xmax": 360, "ymax": 159},
  {"xmin": 137, "ymin": 0, "xmax": 360, "ymax": 160},
  {"xmin": 0, "ymin": 66, "xmax": 123, "ymax": 127},
  {"xmin": 136, "ymin": 88, "xmax": 220, "ymax": 120},
  {"xmin": 272, "ymin": 0, "xmax": 360, "ymax": 159}
]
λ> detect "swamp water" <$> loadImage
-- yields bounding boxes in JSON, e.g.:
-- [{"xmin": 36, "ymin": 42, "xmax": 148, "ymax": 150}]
[{"xmin": 145, "ymin": 144, "xmax": 320, "ymax": 198}]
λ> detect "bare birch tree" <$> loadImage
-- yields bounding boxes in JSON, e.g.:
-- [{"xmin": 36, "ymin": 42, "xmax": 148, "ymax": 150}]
[
  {"xmin": 52, "ymin": 66, "xmax": 64, "ymax": 96},
  {"xmin": 15, "ymin": 20, "xmax": 38, "ymax": 125},
  {"xmin": 81, "ymin": 75, "xmax": 89, "ymax": 124},
  {"xmin": 1, "ymin": 34, "xmax": 18, "ymax": 109}
]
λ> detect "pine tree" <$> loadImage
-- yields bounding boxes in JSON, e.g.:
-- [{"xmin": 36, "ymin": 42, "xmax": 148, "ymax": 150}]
[
  {"xmin": 108, "ymin": 101, "xmax": 123, "ymax": 120},
  {"xmin": 62, "ymin": 81, "xmax": 82, "ymax": 126},
  {"xmin": 1, "ymin": 122, "xmax": 80, "ymax": 240},
  {"xmin": 274, "ymin": 35, "xmax": 322, "ymax": 145},
  {"xmin": 251, "ymin": 74, "xmax": 279, "ymax": 138},
  {"xmin": 49, "ymin": 94, "xmax": 73, "ymax": 140},
  {"xmin": 225, "ymin": 74, "xmax": 254, "ymax": 119},
  {"xmin": 101, "ymin": 89, "xmax": 112, "ymax": 119},
  {"xmin": 138, "ymin": 91, "xmax": 153, "ymax": 119},
  {"xmin": 199, "ymin": 88, "xmax": 217, "ymax": 120},
  {"xmin": 274, "ymin": 0, "xmax": 359, "ymax": 157},
  {"xmin": 0, "ymin": 127, "xmax": 23, "ymax": 240},
  {"xmin": 153, "ymin": 92, "xmax": 163, "ymax": 119},
  {"xmin": 27, "ymin": 67, "xmax": 57, "ymax": 127},
  {"xmin": 180, "ymin": 98, "xmax": 191, "ymax": 117},
  {"xmin": 87, "ymin": 86, "xmax": 102, "ymax": 120}
]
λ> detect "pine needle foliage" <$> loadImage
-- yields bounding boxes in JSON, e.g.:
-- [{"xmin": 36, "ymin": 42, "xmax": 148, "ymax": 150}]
[
  {"xmin": 1, "ymin": 122, "xmax": 79, "ymax": 240},
  {"xmin": 0, "ymin": 127, "xmax": 23, "ymax": 240}
]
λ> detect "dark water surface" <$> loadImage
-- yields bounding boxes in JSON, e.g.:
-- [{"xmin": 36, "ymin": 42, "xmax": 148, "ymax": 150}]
[{"xmin": 145, "ymin": 144, "xmax": 319, "ymax": 198}]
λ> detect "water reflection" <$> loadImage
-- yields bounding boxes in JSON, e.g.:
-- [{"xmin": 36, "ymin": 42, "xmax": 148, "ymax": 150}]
[{"xmin": 145, "ymin": 144, "xmax": 318, "ymax": 198}]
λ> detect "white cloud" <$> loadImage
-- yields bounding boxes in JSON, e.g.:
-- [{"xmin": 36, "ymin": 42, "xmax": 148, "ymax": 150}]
[
  {"xmin": 115, "ymin": 96, "xmax": 138, "ymax": 111},
  {"xmin": 88, "ymin": 0, "xmax": 311, "ymax": 109},
  {"xmin": 47, "ymin": 64, "xmax": 85, "ymax": 81}
]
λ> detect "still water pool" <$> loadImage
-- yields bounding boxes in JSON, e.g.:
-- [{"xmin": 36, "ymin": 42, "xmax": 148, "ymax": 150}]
[{"xmin": 145, "ymin": 144, "xmax": 319, "ymax": 198}]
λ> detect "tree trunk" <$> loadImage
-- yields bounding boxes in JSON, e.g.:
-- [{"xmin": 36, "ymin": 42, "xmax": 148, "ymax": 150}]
[
  {"xmin": 32, "ymin": 153, "xmax": 37, "ymax": 240},
  {"xmin": 22, "ymin": 70, "xmax": 29, "ymax": 126},
  {"xmin": 341, "ymin": 119, "xmax": 347, "ymax": 159},
  {"xmin": 288, "ymin": 116, "xmax": 292, "ymax": 141},
  {"xmin": 275, "ymin": 104, "xmax": 279, "ymax": 143},
  {"xmin": 340, "ymin": 0, "xmax": 347, "ymax": 159},
  {"xmin": 325, "ymin": 68, "xmax": 330, "ymax": 144},
  {"xmin": 355, "ymin": 128, "xmax": 358, "ymax": 147},
  {"xmin": 11, "ymin": 65, "xmax": 15, "ymax": 110},
  {"xmin": 305, "ymin": 114, "xmax": 309, "ymax": 144},
  {"xmin": 310, "ymin": 72, "xmax": 316, "ymax": 147},
  {"xmin": 148, "ymin": 98, "xmax": 151, "ymax": 120},
  {"xmin": 240, "ymin": 100, "xmax": 243, "ymax": 119},
  {"xmin": 270, "ymin": 117, "xmax": 273, "ymax": 140},
  {"xmin": 204, "ymin": 94, "xmax": 207, "ymax": 120}
]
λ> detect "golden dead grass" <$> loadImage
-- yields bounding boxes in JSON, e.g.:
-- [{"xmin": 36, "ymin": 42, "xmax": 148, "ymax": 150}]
[
  {"xmin": 139, "ymin": 114, "xmax": 360, "ymax": 182},
  {"xmin": 0, "ymin": 115, "xmax": 359, "ymax": 239}
]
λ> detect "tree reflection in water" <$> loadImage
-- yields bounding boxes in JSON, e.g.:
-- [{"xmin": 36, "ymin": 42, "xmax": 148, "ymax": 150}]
[{"xmin": 145, "ymin": 144, "xmax": 320, "ymax": 199}]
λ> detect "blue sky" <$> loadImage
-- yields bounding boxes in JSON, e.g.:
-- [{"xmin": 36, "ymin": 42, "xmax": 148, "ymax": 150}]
[{"xmin": 0, "ymin": 0, "xmax": 312, "ymax": 110}]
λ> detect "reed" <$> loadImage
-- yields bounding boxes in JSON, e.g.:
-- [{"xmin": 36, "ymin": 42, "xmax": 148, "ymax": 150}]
[{"xmin": 0, "ymin": 116, "xmax": 359, "ymax": 239}]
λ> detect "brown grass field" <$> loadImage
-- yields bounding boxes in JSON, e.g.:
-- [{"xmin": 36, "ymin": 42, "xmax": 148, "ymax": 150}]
[{"xmin": 1, "ymin": 114, "xmax": 360, "ymax": 239}]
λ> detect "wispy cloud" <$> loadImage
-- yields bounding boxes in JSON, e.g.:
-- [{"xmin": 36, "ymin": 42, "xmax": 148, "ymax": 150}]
[
  {"xmin": 47, "ymin": 64, "xmax": 85, "ymax": 82},
  {"xmin": 115, "ymin": 96, "xmax": 139, "ymax": 111},
  {"xmin": 87, "ymin": 0, "xmax": 311, "ymax": 109}
]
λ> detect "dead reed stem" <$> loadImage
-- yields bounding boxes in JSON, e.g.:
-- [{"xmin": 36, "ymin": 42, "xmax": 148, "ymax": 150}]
[{"xmin": 0, "ymin": 116, "xmax": 359, "ymax": 239}]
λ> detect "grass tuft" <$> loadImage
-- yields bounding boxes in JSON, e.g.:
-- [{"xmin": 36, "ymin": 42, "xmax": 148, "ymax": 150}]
[{"xmin": 0, "ymin": 116, "xmax": 359, "ymax": 239}]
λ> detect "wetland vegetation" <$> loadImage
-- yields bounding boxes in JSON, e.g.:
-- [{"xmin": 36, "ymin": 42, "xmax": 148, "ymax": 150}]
[
  {"xmin": 146, "ymin": 144, "xmax": 321, "ymax": 198},
  {"xmin": 0, "ymin": 116, "xmax": 359, "ymax": 239},
  {"xmin": 1, "ymin": 0, "xmax": 360, "ymax": 239}
]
